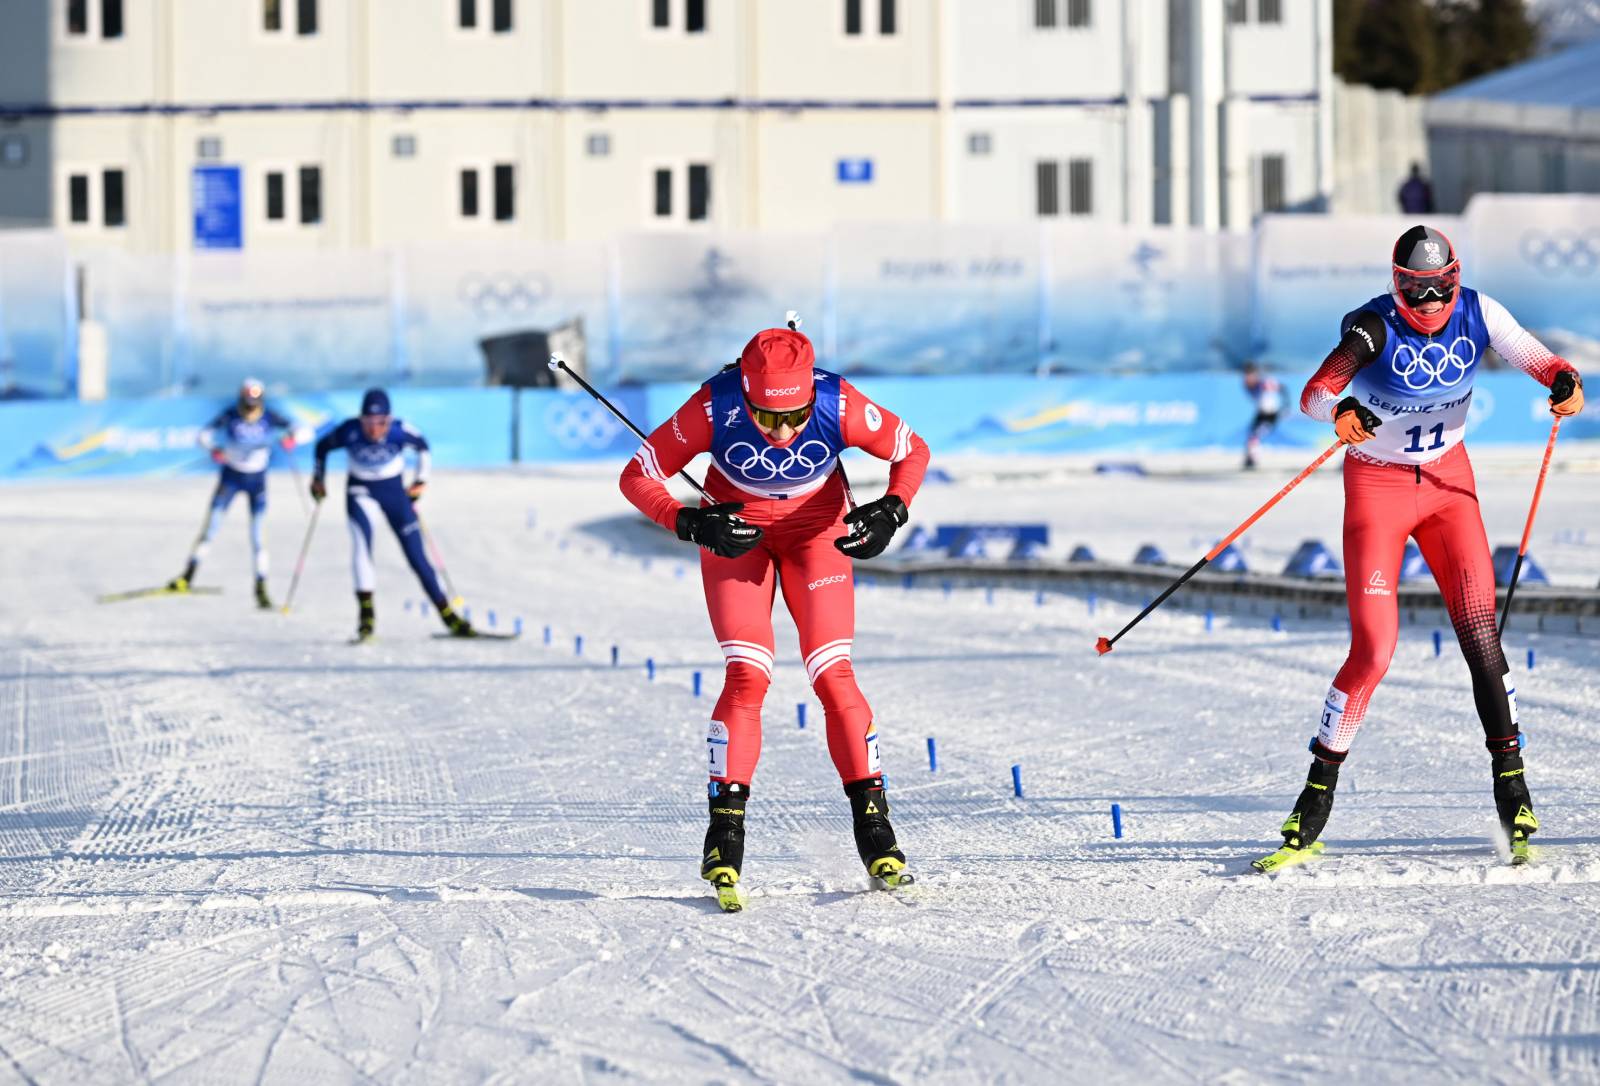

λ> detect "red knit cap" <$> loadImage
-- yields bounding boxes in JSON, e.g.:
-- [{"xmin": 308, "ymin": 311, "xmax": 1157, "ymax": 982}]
[{"xmin": 738, "ymin": 328, "xmax": 816, "ymax": 410}]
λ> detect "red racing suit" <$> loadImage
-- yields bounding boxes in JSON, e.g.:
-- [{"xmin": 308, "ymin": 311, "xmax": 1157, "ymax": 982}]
[
  {"xmin": 620, "ymin": 367, "xmax": 930, "ymax": 787},
  {"xmin": 1299, "ymin": 288, "xmax": 1578, "ymax": 762}
]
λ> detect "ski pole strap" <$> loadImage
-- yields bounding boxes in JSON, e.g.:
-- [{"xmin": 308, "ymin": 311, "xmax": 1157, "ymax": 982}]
[{"xmin": 549, "ymin": 356, "xmax": 714, "ymax": 502}]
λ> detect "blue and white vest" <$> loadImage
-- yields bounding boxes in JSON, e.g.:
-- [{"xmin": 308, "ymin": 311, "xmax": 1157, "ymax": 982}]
[{"xmin": 707, "ymin": 367, "xmax": 845, "ymax": 500}]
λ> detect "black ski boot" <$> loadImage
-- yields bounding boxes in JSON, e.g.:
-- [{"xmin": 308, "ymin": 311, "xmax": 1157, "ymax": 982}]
[
  {"xmin": 702, "ymin": 782, "xmax": 748, "ymax": 912},
  {"xmin": 1489, "ymin": 735, "xmax": 1538, "ymax": 865},
  {"xmin": 166, "ymin": 559, "xmax": 198, "ymax": 593},
  {"xmin": 254, "ymin": 576, "xmax": 273, "ymax": 611},
  {"xmin": 354, "ymin": 591, "xmax": 375, "ymax": 642},
  {"xmin": 1252, "ymin": 756, "xmax": 1339, "ymax": 872},
  {"xmin": 437, "ymin": 601, "xmax": 475, "ymax": 638},
  {"xmin": 847, "ymin": 777, "xmax": 912, "ymax": 888}
]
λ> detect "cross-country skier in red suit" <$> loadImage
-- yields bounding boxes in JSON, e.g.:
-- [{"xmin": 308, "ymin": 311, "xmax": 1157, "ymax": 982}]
[
  {"xmin": 1258, "ymin": 225, "xmax": 1584, "ymax": 872},
  {"xmin": 619, "ymin": 323, "xmax": 931, "ymax": 908}
]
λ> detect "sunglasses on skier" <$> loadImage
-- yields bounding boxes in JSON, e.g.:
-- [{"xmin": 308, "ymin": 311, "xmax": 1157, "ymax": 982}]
[
  {"xmin": 1394, "ymin": 264, "xmax": 1459, "ymax": 305},
  {"xmin": 746, "ymin": 397, "xmax": 815, "ymax": 430}
]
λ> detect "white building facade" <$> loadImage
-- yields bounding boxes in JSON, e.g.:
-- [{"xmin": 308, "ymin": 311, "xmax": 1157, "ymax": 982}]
[{"xmin": 0, "ymin": 0, "xmax": 1336, "ymax": 252}]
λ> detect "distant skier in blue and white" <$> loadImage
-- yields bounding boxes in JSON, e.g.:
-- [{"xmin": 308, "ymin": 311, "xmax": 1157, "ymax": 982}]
[
  {"xmin": 311, "ymin": 388, "xmax": 475, "ymax": 641},
  {"xmin": 167, "ymin": 377, "xmax": 310, "ymax": 609}
]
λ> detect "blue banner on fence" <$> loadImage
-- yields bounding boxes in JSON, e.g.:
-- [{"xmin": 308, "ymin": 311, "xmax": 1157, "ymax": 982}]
[{"xmin": 2, "ymin": 373, "xmax": 1593, "ymax": 482}]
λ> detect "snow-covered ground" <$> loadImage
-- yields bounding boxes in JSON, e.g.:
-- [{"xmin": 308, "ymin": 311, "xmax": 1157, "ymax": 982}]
[{"xmin": 2, "ymin": 448, "xmax": 1599, "ymax": 1084}]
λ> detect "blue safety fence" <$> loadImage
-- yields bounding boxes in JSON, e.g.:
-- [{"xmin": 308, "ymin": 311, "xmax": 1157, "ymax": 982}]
[{"xmin": 1, "ymin": 371, "xmax": 1590, "ymax": 482}]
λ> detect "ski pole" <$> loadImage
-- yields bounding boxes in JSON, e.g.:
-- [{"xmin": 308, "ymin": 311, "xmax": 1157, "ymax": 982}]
[
  {"xmin": 1498, "ymin": 416, "xmax": 1562, "ymax": 636},
  {"xmin": 1095, "ymin": 439, "xmax": 1346, "ymax": 655},
  {"xmin": 548, "ymin": 357, "xmax": 714, "ymax": 501},
  {"xmin": 284, "ymin": 448, "xmax": 311, "ymax": 517},
  {"xmin": 415, "ymin": 510, "xmax": 461, "ymax": 604},
  {"xmin": 280, "ymin": 501, "xmax": 322, "ymax": 615}
]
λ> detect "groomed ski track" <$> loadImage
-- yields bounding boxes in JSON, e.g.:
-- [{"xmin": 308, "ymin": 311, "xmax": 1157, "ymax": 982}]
[{"xmin": 2, "ymin": 453, "xmax": 1598, "ymax": 1084}]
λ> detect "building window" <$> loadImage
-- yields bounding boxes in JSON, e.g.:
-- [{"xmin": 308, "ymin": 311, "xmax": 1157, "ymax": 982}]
[
  {"xmin": 67, "ymin": 0, "xmax": 88, "ymax": 35},
  {"xmin": 651, "ymin": 0, "xmax": 669, "ymax": 29},
  {"xmin": 1257, "ymin": 154, "xmax": 1286, "ymax": 213},
  {"xmin": 1035, "ymin": 161, "xmax": 1059, "ymax": 217},
  {"xmin": 493, "ymin": 0, "xmax": 513, "ymax": 32},
  {"xmin": 687, "ymin": 163, "xmax": 710, "ymax": 222},
  {"xmin": 1033, "ymin": 0, "xmax": 1055, "ymax": 29},
  {"xmin": 66, "ymin": 0, "xmax": 122, "ymax": 38},
  {"xmin": 1257, "ymin": 0, "xmax": 1282, "ymax": 24},
  {"xmin": 102, "ymin": 0, "xmax": 123, "ymax": 38},
  {"xmin": 1035, "ymin": 1, "xmax": 1090, "ymax": 30},
  {"xmin": 1226, "ymin": 0, "xmax": 1247, "ymax": 24},
  {"xmin": 845, "ymin": 0, "xmax": 862, "ymax": 34},
  {"xmin": 493, "ymin": 164, "xmax": 515, "ymax": 221},
  {"xmin": 460, "ymin": 169, "xmax": 480, "ymax": 217},
  {"xmin": 879, "ymin": 0, "xmax": 896, "ymax": 34},
  {"xmin": 653, "ymin": 168, "xmax": 672, "ymax": 217},
  {"xmin": 1068, "ymin": 158, "xmax": 1093, "ymax": 215},
  {"xmin": 967, "ymin": 132, "xmax": 992, "ymax": 156},
  {"xmin": 458, "ymin": 0, "xmax": 476, "ymax": 29},
  {"xmin": 686, "ymin": 0, "xmax": 705, "ymax": 32},
  {"xmin": 102, "ymin": 169, "xmax": 126, "ymax": 228},
  {"xmin": 298, "ymin": 166, "xmax": 321, "ymax": 224},
  {"xmin": 1065, "ymin": 0, "xmax": 1089, "ymax": 27},
  {"xmin": 264, "ymin": 0, "xmax": 316, "ymax": 34},
  {"xmin": 68, "ymin": 174, "xmax": 91, "ymax": 223},
  {"xmin": 265, "ymin": 171, "xmax": 286, "ymax": 221},
  {"xmin": 845, "ymin": 0, "xmax": 895, "ymax": 35}
]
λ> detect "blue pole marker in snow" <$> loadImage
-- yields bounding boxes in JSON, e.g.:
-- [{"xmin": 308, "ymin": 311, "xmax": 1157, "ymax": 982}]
[
  {"xmin": 1433, "ymin": 630, "xmax": 1442, "ymax": 657},
  {"xmin": 543, "ymin": 625, "xmax": 552, "ymax": 645},
  {"xmin": 1204, "ymin": 609, "xmax": 1214, "ymax": 632},
  {"xmin": 526, "ymin": 509, "xmax": 536, "ymax": 529},
  {"xmin": 902, "ymin": 572, "xmax": 915, "ymax": 591},
  {"xmin": 1528, "ymin": 648, "xmax": 1536, "ymax": 670},
  {"xmin": 1035, "ymin": 590, "xmax": 1045, "ymax": 606},
  {"xmin": 797, "ymin": 703, "xmax": 807, "ymax": 729},
  {"xmin": 464, "ymin": 607, "xmax": 472, "ymax": 624},
  {"xmin": 985, "ymin": 586, "xmax": 995, "ymax": 606},
  {"xmin": 1087, "ymin": 593, "xmax": 1097, "ymax": 616},
  {"xmin": 1111, "ymin": 803, "xmax": 1123, "ymax": 839},
  {"xmin": 514, "ymin": 617, "xmax": 523, "ymax": 636},
  {"xmin": 941, "ymin": 579, "xmax": 952, "ymax": 598},
  {"xmin": 488, "ymin": 610, "xmax": 497, "ymax": 628},
  {"xmin": 1011, "ymin": 764, "xmax": 1023, "ymax": 798},
  {"xmin": 421, "ymin": 602, "xmax": 430, "ymax": 618},
  {"xmin": 1271, "ymin": 613, "xmax": 1283, "ymax": 632},
  {"xmin": 692, "ymin": 670, "xmax": 702, "ymax": 697},
  {"xmin": 646, "ymin": 658, "xmax": 655, "ymax": 681},
  {"xmin": 574, "ymin": 635, "xmax": 583, "ymax": 656},
  {"xmin": 610, "ymin": 644, "xmax": 619, "ymax": 666},
  {"xmin": 927, "ymin": 737, "xmax": 937, "ymax": 772},
  {"xmin": 675, "ymin": 565, "xmax": 685, "ymax": 579},
  {"xmin": 404, "ymin": 599, "xmax": 412, "ymax": 612}
]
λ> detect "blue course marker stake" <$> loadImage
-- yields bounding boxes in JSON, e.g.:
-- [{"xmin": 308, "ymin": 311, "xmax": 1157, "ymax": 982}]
[
  {"xmin": 574, "ymin": 635, "xmax": 583, "ymax": 656},
  {"xmin": 1528, "ymin": 648, "xmax": 1536, "ymax": 670},
  {"xmin": 1011, "ymin": 764, "xmax": 1023, "ymax": 798},
  {"xmin": 927, "ymin": 737, "xmax": 937, "ymax": 772},
  {"xmin": 902, "ymin": 573, "xmax": 914, "ymax": 591},
  {"xmin": 985, "ymin": 586, "xmax": 995, "ymax": 606},
  {"xmin": 513, "ymin": 617, "xmax": 523, "ymax": 636},
  {"xmin": 692, "ymin": 670, "xmax": 702, "ymax": 697},
  {"xmin": 610, "ymin": 644, "xmax": 619, "ymax": 667},
  {"xmin": 1111, "ymin": 803, "xmax": 1123, "ymax": 839},
  {"xmin": 421, "ymin": 602, "xmax": 430, "ymax": 618},
  {"xmin": 1087, "ymin": 593, "xmax": 1097, "ymax": 616},
  {"xmin": 646, "ymin": 658, "xmax": 655, "ymax": 681},
  {"xmin": 542, "ymin": 625, "xmax": 552, "ymax": 646},
  {"xmin": 796, "ymin": 703, "xmax": 807, "ymax": 729},
  {"xmin": 464, "ymin": 607, "xmax": 472, "ymax": 624},
  {"xmin": 404, "ymin": 599, "xmax": 412, "ymax": 612},
  {"xmin": 1204, "ymin": 609, "xmax": 1214, "ymax": 633},
  {"xmin": 1035, "ymin": 590, "xmax": 1045, "ymax": 607},
  {"xmin": 488, "ymin": 610, "xmax": 497, "ymax": 628},
  {"xmin": 1433, "ymin": 630, "xmax": 1442, "ymax": 657},
  {"xmin": 1271, "ymin": 613, "xmax": 1283, "ymax": 632},
  {"xmin": 942, "ymin": 580, "xmax": 952, "ymax": 599}
]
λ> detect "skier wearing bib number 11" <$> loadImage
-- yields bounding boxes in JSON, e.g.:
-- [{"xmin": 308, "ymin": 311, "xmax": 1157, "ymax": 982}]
[
  {"xmin": 1254, "ymin": 226, "xmax": 1584, "ymax": 874},
  {"xmin": 619, "ymin": 322, "xmax": 930, "ymax": 911}
]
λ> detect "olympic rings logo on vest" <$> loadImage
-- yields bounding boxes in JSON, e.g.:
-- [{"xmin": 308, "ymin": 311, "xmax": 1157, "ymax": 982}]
[
  {"xmin": 1391, "ymin": 336, "xmax": 1476, "ymax": 392},
  {"xmin": 724, "ymin": 440, "xmax": 834, "ymax": 482}
]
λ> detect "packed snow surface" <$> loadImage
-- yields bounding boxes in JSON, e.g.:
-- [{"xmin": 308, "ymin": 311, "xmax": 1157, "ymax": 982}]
[{"xmin": 2, "ymin": 448, "xmax": 1599, "ymax": 1084}]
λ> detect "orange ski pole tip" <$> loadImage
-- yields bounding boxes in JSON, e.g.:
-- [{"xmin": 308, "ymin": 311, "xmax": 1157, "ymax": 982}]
[{"xmin": 1094, "ymin": 637, "xmax": 1113, "ymax": 655}]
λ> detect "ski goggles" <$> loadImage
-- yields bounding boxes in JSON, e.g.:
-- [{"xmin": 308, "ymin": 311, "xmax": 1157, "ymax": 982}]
[
  {"xmin": 1394, "ymin": 263, "xmax": 1459, "ymax": 304},
  {"xmin": 746, "ymin": 397, "xmax": 815, "ymax": 430}
]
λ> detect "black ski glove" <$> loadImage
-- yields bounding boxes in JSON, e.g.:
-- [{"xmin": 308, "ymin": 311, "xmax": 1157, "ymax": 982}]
[
  {"xmin": 310, "ymin": 476, "xmax": 327, "ymax": 502},
  {"xmin": 1550, "ymin": 370, "xmax": 1584, "ymax": 417},
  {"xmin": 676, "ymin": 502, "xmax": 763, "ymax": 559},
  {"xmin": 834, "ymin": 495, "xmax": 908, "ymax": 560}
]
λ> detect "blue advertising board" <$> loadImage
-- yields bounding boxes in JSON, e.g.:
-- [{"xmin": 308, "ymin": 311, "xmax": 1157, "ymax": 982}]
[{"xmin": 192, "ymin": 166, "xmax": 243, "ymax": 250}]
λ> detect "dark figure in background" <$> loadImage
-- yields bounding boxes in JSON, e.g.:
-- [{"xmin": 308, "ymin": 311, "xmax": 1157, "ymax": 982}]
[{"xmin": 1397, "ymin": 163, "xmax": 1435, "ymax": 215}]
